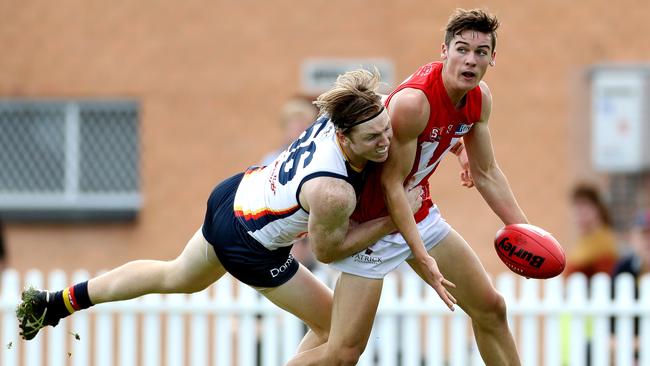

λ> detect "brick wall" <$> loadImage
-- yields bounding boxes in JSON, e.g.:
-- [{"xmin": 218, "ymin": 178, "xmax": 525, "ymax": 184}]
[{"xmin": 1, "ymin": 0, "xmax": 649, "ymax": 276}]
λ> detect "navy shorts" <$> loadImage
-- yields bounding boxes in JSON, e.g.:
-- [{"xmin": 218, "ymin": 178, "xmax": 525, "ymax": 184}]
[{"xmin": 201, "ymin": 173, "xmax": 299, "ymax": 288}]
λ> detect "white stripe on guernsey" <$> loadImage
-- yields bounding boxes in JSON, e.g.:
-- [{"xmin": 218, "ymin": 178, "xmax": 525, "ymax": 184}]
[
  {"xmin": 409, "ymin": 138, "xmax": 458, "ymax": 188},
  {"xmin": 414, "ymin": 140, "xmax": 438, "ymax": 176}
]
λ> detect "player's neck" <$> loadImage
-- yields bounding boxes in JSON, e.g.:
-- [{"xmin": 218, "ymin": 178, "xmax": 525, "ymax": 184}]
[
  {"xmin": 336, "ymin": 137, "xmax": 365, "ymax": 172},
  {"xmin": 441, "ymin": 72, "xmax": 470, "ymax": 108}
]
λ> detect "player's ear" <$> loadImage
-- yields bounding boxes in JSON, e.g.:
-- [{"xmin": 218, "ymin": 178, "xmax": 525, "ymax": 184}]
[
  {"xmin": 489, "ymin": 51, "xmax": 497, "ymax": 66},
  {"xmin": 335, "ymin": 128, "xmax": 350, "ymax": 146},
  {"xmin": 440, "ymin": 43, "xmax": 448, "ymax": 60}
]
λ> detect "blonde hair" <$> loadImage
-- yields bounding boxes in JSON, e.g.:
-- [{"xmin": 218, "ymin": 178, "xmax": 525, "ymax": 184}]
[{"xmin": 314, "ymin": 68, "xmax": 383, "ymax": 132}]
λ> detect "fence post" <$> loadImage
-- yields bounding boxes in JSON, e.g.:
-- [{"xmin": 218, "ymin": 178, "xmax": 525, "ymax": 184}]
[
  {"xmin": 402, "ymin": 272, "xmax": 422, "ymax": 366},
  {"xmin": 215, "ymin": 276, "xmax": 234, "ymax": 366},
  {"xmin": 640, "ymin": 275, "xmax": 650, "ymax": 366},
  {"xmin": 142, "ymin": 293, "xmax": 162, "ymax": 366},
  {"xmin": 542, "ymin": 275, "xmax": 562, "ymax": 366},
  {"xmin": 2, "ymin": 269, "xmax": 19, "ymax": 366},
  {"xmin": 424, "ymin": 282, "xmax": 444, "ymax": 366},
  {"xmin": 118, "ymin": 297, "xmax": 138, "ymax": 366},
  {"xmin": 520, "ymin": 278, "xmax": 539, "ymax": 366},
  {"xmin": 567, "ymin": 273, "xmax": 588, "ymax": 366},
  {"xmin": 190, "ymin": 289, "xmax": 209, "ymax": 366},
  {"xmin": 279, "ymin": 281, "xmax": 303, "ymax": 365},
  {"xmin": 260, "ymin": 293, "xmax": 279, "ymax": 366},
  {"xmin": 94, "ymin": 270, "xmax": 114, "ymax": 366},
  {"xmin": 590, "ymin": 273, "xmax": 611, "ymax": 366},
  {"xmin": 166, "ymin": 293, "xmax": 186, "ymax": 366},
  {"xmin": 613, "ymin": 273, "xmax": 635, "ymax": 366},
  {"xmin": 449, "ymin": 308, "xmax": 469, "ymax": 366},
  {"xmin": 377, "ymin": 273, "xmax": 398, "ymax": 366},
  {"xmin": 280, "ymin": 307, "xmax": 302, "ymax": 364},
  {"xmin": 237, "ymin": 284, "xmax": 257, "ymax": 366},
  {"xmin": 23, "ymin": 270, "xmax": 44, "ymax": 366},
  {"xmin": 71, "ymin": 270, "xmax": 90, "ymax": 366},
  {"xmin": 48, "ymin": 270, "xmax": 67, "ymax": 366}
]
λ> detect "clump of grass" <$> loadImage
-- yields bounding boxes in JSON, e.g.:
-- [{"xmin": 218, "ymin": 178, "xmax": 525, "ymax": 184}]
[{"xmin": 15, "ymin": 287, "xmax": 48, "ymax": 340}]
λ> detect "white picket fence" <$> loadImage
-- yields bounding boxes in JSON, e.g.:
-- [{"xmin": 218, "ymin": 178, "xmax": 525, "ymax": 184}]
[{"xmin": 1, "ymin": 269, "xmax": 648, "ymax": 366}]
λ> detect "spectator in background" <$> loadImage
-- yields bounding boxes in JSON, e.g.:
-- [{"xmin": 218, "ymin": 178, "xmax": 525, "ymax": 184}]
[
  {"xmin": 260, "ymin": 97, "xmax": 320, "ymax": 272},
  {"xmin": 565, "ymin": 184, "xmax": 619, "ymax": 277},
  {"xmin": 260, "ymin": 97, "xmax": 318, "ymax": 166},
  {"xmin": 562, "ymin": 184, "xmax": 619, "ymax": 365},
  {"xmin": 614, "ymin": 208, "xmax": 650, "ymax": 279},
  {"xmin": 611, "ymin": 209, "xmax": 649, "ymax": 364}
]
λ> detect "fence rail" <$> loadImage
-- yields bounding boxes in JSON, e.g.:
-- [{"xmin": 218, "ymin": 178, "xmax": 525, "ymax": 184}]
[{"xmin": 1, "ymin": 269, "xmax": 648, "ymax": 366}]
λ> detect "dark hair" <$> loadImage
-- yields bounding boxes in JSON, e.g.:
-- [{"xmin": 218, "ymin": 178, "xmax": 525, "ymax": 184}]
[
  {"xmin": 572, "ymin": 184, "xmax": 612, "ymax": 226},
  {"xmin": 445, "ymin": 8, "xmax": 500, "ymax": 51},
  {"xmin": 313, "ymin": 68, "xmax": 383, "ymax": 133}
]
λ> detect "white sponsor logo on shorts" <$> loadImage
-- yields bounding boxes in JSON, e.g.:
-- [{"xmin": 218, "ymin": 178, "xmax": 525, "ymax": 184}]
[{"xmin": 270, "ymin": 255, "xmax": 294, "ymax": 277}]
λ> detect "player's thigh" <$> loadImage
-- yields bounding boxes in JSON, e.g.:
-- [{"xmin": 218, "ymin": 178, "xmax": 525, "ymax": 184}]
[
  {"xmin": 260, "ymin": 264, "xmax": 334, "ymax": 334},
  {"xmin": 327, "ymin": 272, "xmax": 383, "ymax": 350},
  {"xmin": 409, "ymin": 228, "xmax": 499, "ymax": 312},
  {"xmin": 169, "ymin": 228, "xmax": 227, "ymax": 289}
]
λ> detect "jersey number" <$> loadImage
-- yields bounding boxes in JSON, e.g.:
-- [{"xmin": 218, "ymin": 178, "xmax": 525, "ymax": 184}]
[
  {"xmin": 278, "ymin": 142, "xmax": 316, "ymax": 184},
  {"xmin": 278, "ymin": 118, "xmax": 327, "ymax": 184}
]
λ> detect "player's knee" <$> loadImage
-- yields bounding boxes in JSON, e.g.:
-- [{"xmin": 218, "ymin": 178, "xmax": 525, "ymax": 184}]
[
  {"xmin": 328, "ymin": 345, "xmax": 364, "ymax": 366},
  {"xmin": 470, "ymin": 291, "xmax": 508, "ymax": 328}
]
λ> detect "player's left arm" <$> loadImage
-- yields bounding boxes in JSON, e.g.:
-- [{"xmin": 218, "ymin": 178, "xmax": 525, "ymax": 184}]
[
  {"xmin": 381, "ymin": 89, "xmax": 456, "ymax": 310},
  {"xmin": 463, "ymin": 81, "xmax": 529, "ymax": 225}
]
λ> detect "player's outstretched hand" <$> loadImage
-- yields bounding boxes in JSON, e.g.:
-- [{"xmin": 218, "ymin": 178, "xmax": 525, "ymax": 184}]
[{"xmin": 415, "ymin": 255, "xmax": 456, "ymax": 311}]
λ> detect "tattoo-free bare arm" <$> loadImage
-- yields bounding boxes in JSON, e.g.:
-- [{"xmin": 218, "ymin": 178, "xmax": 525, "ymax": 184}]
[
  {"xmin": 381, "ymin": 89, "xmax": 457, "ymax": 310},
  {"xmin": 464, "ymin": 82, "xmax": 528, "ymax": 225},
  {"xmin": 381, "ymin": 89, "xmax": 431, "ymax": 261},
  {"xmin": 301, "ymin": 177, "xmax": 397, "ymax": 263}
]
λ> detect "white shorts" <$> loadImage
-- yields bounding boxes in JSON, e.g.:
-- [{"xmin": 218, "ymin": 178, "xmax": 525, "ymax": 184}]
[{"xmin": 330, "ymin": 205, "xmax": 451, "ymax": 279}]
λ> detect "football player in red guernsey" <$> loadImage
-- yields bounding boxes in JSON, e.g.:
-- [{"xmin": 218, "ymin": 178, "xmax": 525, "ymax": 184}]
[{"xmin": 287, "ymin": 8, "xmax": 528, "ymax": 366}]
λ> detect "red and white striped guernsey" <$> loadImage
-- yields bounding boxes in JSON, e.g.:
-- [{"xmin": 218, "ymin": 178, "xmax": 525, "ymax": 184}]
[{"xmin": 352, "ymin": 61, "xmax": 482, "ymax": 223}]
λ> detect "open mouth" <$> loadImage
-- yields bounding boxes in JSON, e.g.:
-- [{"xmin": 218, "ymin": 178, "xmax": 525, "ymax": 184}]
[{"xmin": 461, "ymin": 71, "xmax": 476, "ymax": 79}]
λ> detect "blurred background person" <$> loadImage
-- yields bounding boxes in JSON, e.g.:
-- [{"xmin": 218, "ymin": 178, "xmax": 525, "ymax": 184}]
[
  {"xmin": 611, "ymin": 208, "xmax": 650, "ymax": 362},
  {"xmin": 562, "ymin": 184, "xmax": 620, "ymax": 365},
  {"xmin": 260, "ymin": 96, "xmax": 319, "ymax": 166},
  {"xmin": 562, "ymin": 184, "xmax": 621, "ymax": 365},
  {"xmin": 614, "ymin": 208, "xmax": 650, "ymax": 279},
  {"xmin": 565, "ymin": 183, "xmax": 619, "ymax": 277}
]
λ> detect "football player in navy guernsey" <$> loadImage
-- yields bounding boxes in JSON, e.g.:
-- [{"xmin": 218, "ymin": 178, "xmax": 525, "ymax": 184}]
[{"xmin": 16, "ymin": 69, "xmax": 440, "ymax": 354}]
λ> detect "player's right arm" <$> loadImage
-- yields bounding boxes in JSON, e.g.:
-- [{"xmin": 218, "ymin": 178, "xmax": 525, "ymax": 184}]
[
  {"xmin": 464, "ymin": 81, "xmax": 528, "ymax": 225},
  {"xmin": 301, "ymin": 177, "xmax": 407, "ymax": 263}
]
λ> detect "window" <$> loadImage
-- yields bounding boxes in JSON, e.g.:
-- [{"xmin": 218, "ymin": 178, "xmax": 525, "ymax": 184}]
[{"xmin": 0, "ymin": 100, "xmax": 140, "ymax": 220}]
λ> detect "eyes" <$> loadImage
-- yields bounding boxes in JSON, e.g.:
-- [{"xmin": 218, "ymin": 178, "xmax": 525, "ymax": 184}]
[
  {"xmin": 364, "ymin": 126, "xmax": 392, "ymax": 142},
  {"xmin": 456, "ymin": 46, "xmax": 490, "ymax": 57}
]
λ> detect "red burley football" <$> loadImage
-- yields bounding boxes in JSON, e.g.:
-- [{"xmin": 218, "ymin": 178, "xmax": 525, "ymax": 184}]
[{"xmin": 494, "ymin": 224, "xmax": 566, "ymax": 279}]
